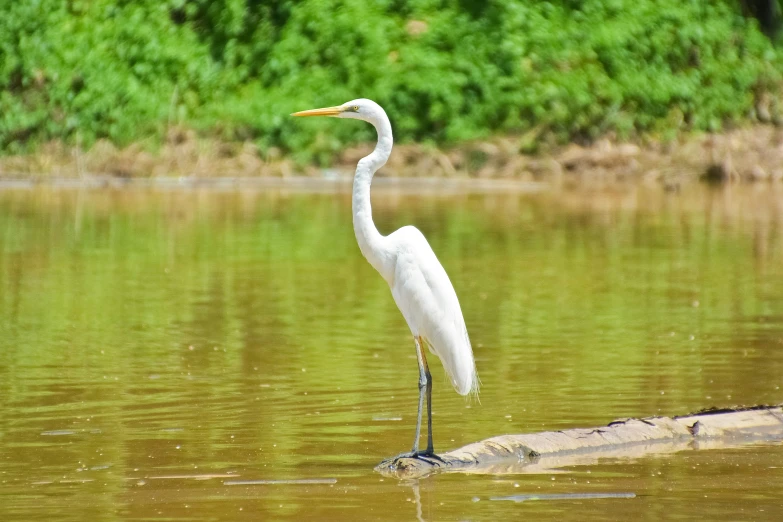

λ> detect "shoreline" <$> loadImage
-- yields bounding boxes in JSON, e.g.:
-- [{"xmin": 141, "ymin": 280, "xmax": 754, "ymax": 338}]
[
  {"xmin": 2, "ymin": 124, "xmax": 783, "ymax": 188},
  {"xmin": 0, "ymin": 175, "xmax": 550, "ymax": 194}
]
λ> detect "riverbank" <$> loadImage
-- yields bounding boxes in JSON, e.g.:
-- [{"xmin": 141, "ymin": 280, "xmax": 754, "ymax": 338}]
[{"xmin": 2, "ymin": 125, "xmax": 783, "ymax": 187}]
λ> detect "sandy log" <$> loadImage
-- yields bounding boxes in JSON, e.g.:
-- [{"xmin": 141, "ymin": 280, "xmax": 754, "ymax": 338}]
[{"xmin": 375, "ymin": 405, "xmax": 783, "ymax": 478}]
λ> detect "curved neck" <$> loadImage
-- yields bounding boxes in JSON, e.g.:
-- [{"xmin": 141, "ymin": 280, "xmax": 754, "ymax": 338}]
[{"xmin": 353, "ymin": 116, "xmax": 393, "ymax": 281}]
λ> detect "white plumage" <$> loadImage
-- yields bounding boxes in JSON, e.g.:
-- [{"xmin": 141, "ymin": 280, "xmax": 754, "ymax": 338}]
[
  {"xmin": 387, "ymin": 225, "xmax": 477, "ymax": 396},
  {"xmin": 293, "ymin": 98, "xmax": 478, "ymax": 458}
]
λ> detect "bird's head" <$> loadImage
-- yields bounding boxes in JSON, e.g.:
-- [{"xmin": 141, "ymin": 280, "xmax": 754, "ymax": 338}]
[{"xmin": 291, "ymin": 98, "xmax": 386, "ymax": 125}]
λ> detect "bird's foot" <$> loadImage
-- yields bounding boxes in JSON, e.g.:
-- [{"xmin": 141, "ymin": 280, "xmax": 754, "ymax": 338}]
[
  {"xmin": 418, "ymin": 449, "xmax": 446, "ymax": 464},
  {"xmin": 392, "ymin": 450, "xmax": 445, "ymax": 466},
  {"xmin": 375, "ymin": 450, "xmax": 449, "ymax": 474}
]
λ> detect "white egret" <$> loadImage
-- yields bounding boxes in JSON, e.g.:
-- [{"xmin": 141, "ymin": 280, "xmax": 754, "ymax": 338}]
[{"xmin": 292, "ymin": 99, "xmax": 479, "ymax": 460}]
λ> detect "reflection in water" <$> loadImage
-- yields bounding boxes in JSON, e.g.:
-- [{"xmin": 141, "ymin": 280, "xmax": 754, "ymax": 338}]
[
  {"xmin": 0, "ymin": 184, "xmax": 782, "ymax": 521},
  {"xmin": 410, "ymin": 480, "xmax": 425, "ymax": 522}
]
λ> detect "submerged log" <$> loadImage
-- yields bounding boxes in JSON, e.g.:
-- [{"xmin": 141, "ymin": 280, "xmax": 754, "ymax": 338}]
[{"xmin": 375, "ymin": 404, "xmax": 783, "ymax": 478}]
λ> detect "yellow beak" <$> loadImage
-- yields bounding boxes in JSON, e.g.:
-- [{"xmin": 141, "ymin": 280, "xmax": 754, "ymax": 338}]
[{"xmin": 291, "ymin": 106, "xmax": 343, "ymax": 117}]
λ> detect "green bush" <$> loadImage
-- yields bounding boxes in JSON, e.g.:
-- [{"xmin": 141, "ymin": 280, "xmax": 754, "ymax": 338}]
[{"xmin": 1, "ymin": 0, "xmax": 781, "ymax": 160}]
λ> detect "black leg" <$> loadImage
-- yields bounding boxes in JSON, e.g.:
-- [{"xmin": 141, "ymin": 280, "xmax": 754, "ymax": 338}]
[
  {"xmin": 411, "ymin": 336, "xmax": 427, "ymax": 454},
  {"xmin": 416, "ymin": 337, "xmax": 444, "ymax": 463},
  {"xmin": 424, "ymin": 364, "xmax": 434, "ymax": 454},
  {"xmin": 383, "ymin": 337, "xmax": 444, "ymax": 466}
]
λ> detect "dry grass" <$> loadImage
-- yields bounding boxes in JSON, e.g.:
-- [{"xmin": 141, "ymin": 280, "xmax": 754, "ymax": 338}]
[{"xmin": 2, "ymin": 125, "xmax": 783, "ymax": 185}]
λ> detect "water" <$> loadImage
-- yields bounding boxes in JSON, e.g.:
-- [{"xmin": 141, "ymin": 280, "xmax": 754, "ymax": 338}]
[{"xmin": 0, "ymin": 183, "xmax": 782, "ymax": 520}]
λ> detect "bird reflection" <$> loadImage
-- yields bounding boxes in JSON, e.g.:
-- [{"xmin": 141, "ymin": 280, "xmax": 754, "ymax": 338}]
[{"xmin": 404, "ymin": 479, "xmax": 428, "ymax": 522}]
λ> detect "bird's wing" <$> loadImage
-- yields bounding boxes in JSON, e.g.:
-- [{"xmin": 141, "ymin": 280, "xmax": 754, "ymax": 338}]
[{"xmin": 388, "ymin": 226, "xmax": 477, "ymax": 396}]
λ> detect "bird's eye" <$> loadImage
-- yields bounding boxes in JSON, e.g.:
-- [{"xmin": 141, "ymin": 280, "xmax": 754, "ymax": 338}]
[{"xmin": 353, "ymin": 105, "xmax": 359, "ymax": 111}]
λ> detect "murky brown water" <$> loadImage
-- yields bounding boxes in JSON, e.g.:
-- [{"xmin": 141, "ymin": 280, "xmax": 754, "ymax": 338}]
[{"xmin": 1, "ymin": 183, "xmax": 782, "ymax": 520}]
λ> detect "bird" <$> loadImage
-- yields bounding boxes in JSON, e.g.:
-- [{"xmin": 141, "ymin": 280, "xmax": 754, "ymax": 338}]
[{"xmin": 292, "ymin": 99, "xmax": 479, "ymax": 461}]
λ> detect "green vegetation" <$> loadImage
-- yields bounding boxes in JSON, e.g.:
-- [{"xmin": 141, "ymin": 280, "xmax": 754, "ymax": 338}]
[{"xmin": 1, "ymin": 1, "xmax": 782, "ymax": 162}]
